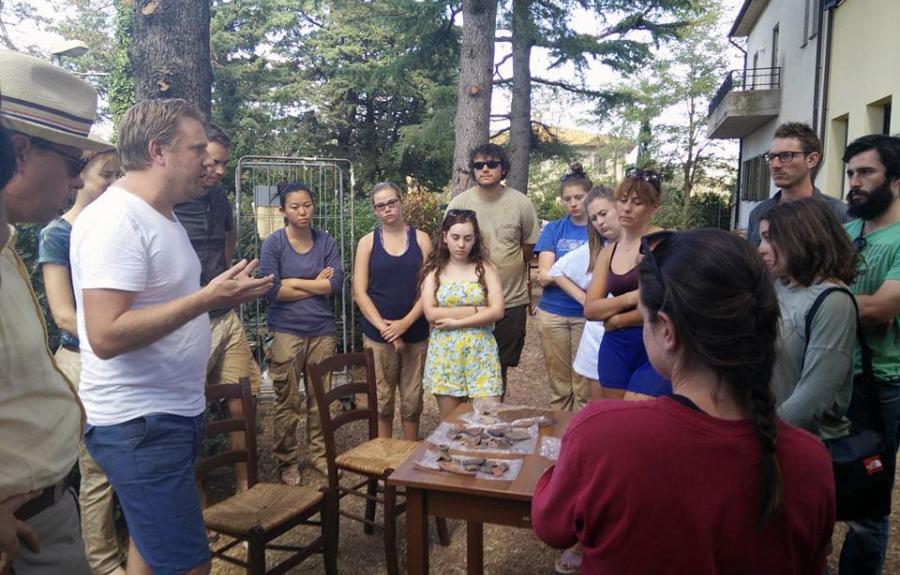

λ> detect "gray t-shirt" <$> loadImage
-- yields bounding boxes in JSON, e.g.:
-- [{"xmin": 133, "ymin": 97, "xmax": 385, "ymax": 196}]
[
  {"xmin": 747, "ymin": 188, "xmax": 850, "ymax": 247},
  {"xmin": 174, "ymin": 186, "xmax": 234, "ymax": 317},
  {"xmin": 771, "ymin": 281, "xmax": 857, "ymax": 440}
]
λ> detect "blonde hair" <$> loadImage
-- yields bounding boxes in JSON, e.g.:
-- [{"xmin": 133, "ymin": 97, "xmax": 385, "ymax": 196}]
[{"xmin": 118, "ymin": 99, "xmax": 205, "ymax": 171}]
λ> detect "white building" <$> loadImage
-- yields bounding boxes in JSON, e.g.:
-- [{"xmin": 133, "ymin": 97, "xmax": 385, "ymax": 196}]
[{"xmin": 707, "ymin": 0, "xmax": 824, "ymax": 231}]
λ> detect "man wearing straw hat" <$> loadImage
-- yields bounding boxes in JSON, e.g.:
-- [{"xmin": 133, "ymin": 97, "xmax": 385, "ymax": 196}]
[{"xmin": 0, "ymin": 49, "xmax": 110, "ymax": 573}]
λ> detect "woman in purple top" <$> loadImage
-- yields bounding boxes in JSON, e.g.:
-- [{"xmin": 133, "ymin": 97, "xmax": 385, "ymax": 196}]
[
  {"xmin": 584, "ymin": 168, "xmax": 670, "ymax": 401},
  {"xmin": 259, "ymin": 181, "xmax": 345, "ymax": 484},
  {"xmin": 353, "ymin": 182, "xmax": 432, "ymax": 441}
]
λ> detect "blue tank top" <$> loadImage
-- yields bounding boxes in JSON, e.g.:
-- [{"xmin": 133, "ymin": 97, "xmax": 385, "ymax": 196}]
[{"xmin": 361, "ymin": 225, "xmax": 430, "ymax": 344}]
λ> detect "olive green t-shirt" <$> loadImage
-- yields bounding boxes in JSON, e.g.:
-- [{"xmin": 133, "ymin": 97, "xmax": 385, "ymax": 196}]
[
  {"xmin": 845, "ymin": 219, "xmax": 900, "ymax": 383},
  {"xmin": 446, "ymin": 186, "xmax": 539, "ymax": 308}
]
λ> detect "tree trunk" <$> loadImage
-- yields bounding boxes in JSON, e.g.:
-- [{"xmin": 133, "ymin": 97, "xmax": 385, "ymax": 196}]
[
  {"xmin": 130, "ymin": 0, "xmax": 212, "ymax": 117},
  {"xmin": 451, "ymin": 0, "xmax": 498, "ymax": 195},
  {"xmin": 506, "ymin": 0, "xmax": 533, "ymax": 195}
]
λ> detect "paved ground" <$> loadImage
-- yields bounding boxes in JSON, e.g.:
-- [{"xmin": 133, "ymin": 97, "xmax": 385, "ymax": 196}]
[{"xmin": 209, "ymin": 309, "xmax": 900, "ymax": 574}]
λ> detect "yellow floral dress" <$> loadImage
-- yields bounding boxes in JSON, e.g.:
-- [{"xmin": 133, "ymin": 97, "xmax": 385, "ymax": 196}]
[{"xmin": 423, "ymin": 280, "xmax": 503, "ymax": 397}]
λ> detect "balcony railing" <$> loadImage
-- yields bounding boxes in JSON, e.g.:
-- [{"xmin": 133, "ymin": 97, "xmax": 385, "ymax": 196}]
[{"xmin": 708, "ymin": 67, "xmax": 782, "ymax": 116}]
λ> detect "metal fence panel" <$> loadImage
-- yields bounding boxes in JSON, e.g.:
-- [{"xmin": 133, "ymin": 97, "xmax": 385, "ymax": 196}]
[{"xmin": 234, "ymin": 156, "xmax": 356, "ymax": 376}]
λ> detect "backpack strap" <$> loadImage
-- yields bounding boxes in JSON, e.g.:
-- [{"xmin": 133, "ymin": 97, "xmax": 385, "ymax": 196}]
[{"xmin": 804, "ymin": 285, "xmax": 883, "ymax": 433}]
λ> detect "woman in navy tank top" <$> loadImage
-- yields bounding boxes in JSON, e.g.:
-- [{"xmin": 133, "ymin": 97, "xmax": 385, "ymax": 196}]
[
  {"xmin": 352, "ymin": 182, "xmax": 432, "ymax": 440},
  {"xmin": 583, "ymin": 168, "xmax": 671, "ymax": 400}
]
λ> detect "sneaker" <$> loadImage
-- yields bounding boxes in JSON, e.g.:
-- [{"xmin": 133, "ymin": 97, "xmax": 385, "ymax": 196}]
[{"xmin": 554, "ymin": 547, "xmax": 582, "ymax": 574}]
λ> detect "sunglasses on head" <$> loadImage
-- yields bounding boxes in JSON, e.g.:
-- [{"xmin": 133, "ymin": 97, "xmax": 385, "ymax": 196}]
[
  {"xmin": 625, "ymin": 167, "xmax": 662, "ymax": 191},
  {"xmin": 471, "ymin": 160, "xmax": 501, "ymax": 171},
  {"xmin": 31, "ymin": 137, "xmax": 88, "ymax": 177},
  {"xmin": 446, "ymin": 208, "xmax": 476, "ymax": 219},
  {"xmin": 639, "ymin": 230, "xmax": 676, "ymax": 287}
]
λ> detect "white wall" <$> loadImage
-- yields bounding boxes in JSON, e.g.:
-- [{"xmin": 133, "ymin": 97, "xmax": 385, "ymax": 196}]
[{"xmin": 734, "ymin": 0, "xmax": 821, "ymax": 229}]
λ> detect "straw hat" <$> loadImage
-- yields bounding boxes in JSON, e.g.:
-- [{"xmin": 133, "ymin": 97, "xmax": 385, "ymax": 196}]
[{"xmin": 0, "ymin": 50, "xmax": 112, "ymax": 152}]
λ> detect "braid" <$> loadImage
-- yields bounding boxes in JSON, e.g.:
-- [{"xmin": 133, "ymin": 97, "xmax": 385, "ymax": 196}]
[{"xmin": 748, "ymin": 380, "xmax": 783, "ymax": 530}]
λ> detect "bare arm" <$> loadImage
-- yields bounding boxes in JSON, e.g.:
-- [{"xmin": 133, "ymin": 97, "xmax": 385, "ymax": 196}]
[
  {"xmin": 83, "ymin": 259, "xmax": 272, "ymax": 359},
  {"xmin": 41, "ymin": 263, "xmax": 77, "ymax": 336},
  {"xmin": 421, "ymin": 273, "xmax": 480, "ymax": 322},
  {"xmin": 351, "ymin": 233, "xmax": 387, "ymax": 331},
  {"xmin": 605, "ymin": 309, "xmax": 642, "ymax": 331},
  {"xmin": 856, "ymin": 280, "xmax": 900, "ymax": 327},
  {"xmin": 584, "ymin": 245, "xmax": 638, "ymax": 321},
  {"xmin": 537, "ymin": 251, "xmax": 556, "ymax": 287},
  {"xmin": 382, "ymin": 231, "xmax": 434, "ymax": 341},
  {"xmin": 554, "ymin": 274, "xmax": 586, "ymax": 306},
  {"xmin": 434, "ymin": 265, "xmax": 505, "ymax": 329}
]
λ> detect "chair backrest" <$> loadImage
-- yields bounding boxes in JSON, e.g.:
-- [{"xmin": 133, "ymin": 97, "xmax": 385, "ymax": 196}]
[
  {"xmin": 195, "ymin": 377, "xmax": 259, "ymax": 489},
  {"xmin": 307, "ymin": 350, "xmax": 379, "ymax": 475}
]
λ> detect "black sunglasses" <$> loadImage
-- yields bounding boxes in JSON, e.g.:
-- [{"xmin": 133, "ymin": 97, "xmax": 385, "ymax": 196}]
[
  {"xmin": 31, "ymin": 137, "xmax": 89, "ymax": 177},
  {"xmin": 625, "ymin": 166, "xmax": 662, "ymax": 192},
  {"xmin": 471, "ymin": 160, "xmax": 501, "ymax": 171},
  {"xmin": 852, "ymin": 226, "xmax": 867, "ymax": 253},
  {"xmin": 446, "ymin": 208, "xmax": 476, "ymax": 219},
  {"xmin": 639, "ymin": 230, "xmax": 676, "ymax": 287}
]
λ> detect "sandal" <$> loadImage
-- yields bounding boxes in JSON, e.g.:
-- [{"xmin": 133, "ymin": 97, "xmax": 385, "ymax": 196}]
[
  {"xmin": 280, "ymin": 467, "xmax": 302, "ymax": 486},
  {"xmin": 554, "ymin": 547, "xmax": 582, "ymax": 574}
]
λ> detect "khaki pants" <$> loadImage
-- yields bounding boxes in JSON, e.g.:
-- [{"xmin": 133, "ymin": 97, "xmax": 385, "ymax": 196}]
[
  {"xmin": 54, "ymin": 346, "xmax": 125, "ymax": 575},
  {"xmin": 535, "ymin": 309, "xmax": 590, "ymax": 411},
  {"xmin": 267, "ymin": 332, "xmax": 334, "ymax": 470},
  {"xmin": 207, "ymin": 310, "xmax": 262, "ymax": 393},
  {"xmin": 363, "ymin": 336, "xmax": 427, "ymax": 422}
]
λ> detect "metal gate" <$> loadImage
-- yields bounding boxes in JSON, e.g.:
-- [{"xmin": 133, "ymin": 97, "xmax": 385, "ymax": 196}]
[{"xmin": 234, "ymin": 156, "xmax": 356, "ymax": 372}]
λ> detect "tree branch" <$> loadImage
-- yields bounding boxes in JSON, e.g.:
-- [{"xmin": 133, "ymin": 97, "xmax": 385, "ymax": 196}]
[
  {"xmin": 490, "ymin": 126, "xmax": 510, "ymax": 139},
  {"xmin": 532, "ymin": 76, "xmax": 609, "ymax": 98},
  {"xmin": 0, "ymin": 1, "xmax": 19, "ymax": 51}
]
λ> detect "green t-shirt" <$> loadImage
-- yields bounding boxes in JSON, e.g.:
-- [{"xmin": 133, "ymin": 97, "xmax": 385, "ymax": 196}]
[{"xmin": 845, "ymin": 220, "xmax": 900, "ymax": 383}]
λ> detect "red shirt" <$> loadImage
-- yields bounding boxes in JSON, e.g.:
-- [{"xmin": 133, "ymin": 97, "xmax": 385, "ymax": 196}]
[{"xmin": 532, "ymin": 397, "xmax": 835, "ymax": 574}]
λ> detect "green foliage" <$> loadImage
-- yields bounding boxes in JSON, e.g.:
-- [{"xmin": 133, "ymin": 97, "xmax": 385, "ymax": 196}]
[
  {"xmin": 12, "ymin": 224, "xmax": 61, "ymax": 350},
  {"xmin": 109, "ymin": 0, "xmax": 135, "ymax": 131},
  {"xmin": 209, "ymin": 0, "xmax": 461, "ymax": 194}
]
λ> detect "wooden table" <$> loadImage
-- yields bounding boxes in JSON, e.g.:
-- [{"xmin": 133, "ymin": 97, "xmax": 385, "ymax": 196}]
[{"xmin": 388, "ymin": 405, "xmax": 573, "ymax": 575}]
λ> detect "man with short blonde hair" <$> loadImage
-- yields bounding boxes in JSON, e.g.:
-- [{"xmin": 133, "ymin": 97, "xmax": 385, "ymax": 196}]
[{"xmin": 71, "ymin": 98, "xmax": 272, "ymax": 575}]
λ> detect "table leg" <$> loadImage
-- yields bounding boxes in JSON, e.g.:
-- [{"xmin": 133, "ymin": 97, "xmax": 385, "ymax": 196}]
[
  {"xmin": 406, "ymin": 487, "xmax": 429, "ymax": 575},
  {"xmin": 466, "ymin": 521, "xmax": 484, "ymax": 575}
]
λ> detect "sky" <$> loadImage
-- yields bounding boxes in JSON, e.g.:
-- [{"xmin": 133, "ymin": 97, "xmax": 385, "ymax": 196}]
[{"xmin": 9, "ymin": 0, "xmax": 748, "ymax": 142}]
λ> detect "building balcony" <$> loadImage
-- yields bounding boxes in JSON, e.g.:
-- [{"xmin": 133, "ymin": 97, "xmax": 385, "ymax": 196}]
[{"xmin": 707, "ymin": 67, "xmax": 781, "ymax": 139}]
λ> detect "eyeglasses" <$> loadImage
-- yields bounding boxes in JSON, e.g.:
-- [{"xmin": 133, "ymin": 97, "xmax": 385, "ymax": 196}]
[
  {"xmin": 31, "ymin": 137, "xmax": 88, "ymax": 177},
  {"xmin": 471, "ymin": 160, "xmax": 501, "ymax": 171},
  {"xmin": 639, "ymin": 230, "xmax": 676, "ymax": 287},
  {"xmin": 446, "ymin": 208, "xmax": 476, "ymax": 219},
  {"xmin": 373, "ymin": 197, "xmax": 400, "ymax": 212},
  {"xmin": 625, "ymin": 167, "xmax": 661, "ymax": 192},
  {"xmin": 762, "ymin": 151, "xmax": 809, "ymax": 164}
]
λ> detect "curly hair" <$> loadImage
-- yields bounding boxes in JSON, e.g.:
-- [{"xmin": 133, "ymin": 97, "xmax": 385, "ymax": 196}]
[
  {"xmin": 761, "ymin": 198, "xmax": 858, "ymax": 286},
  {"xmin": 419, "ymin": 209, "xmax": 489, "ymax": 301}
]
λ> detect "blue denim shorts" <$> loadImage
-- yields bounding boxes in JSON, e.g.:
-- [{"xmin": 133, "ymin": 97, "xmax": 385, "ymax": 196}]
[
  {"xmin": 85, "ymin": 413, "xmax": 210, "ymax": 574},
  {"xmin": 597, "ymin": 326, "xmax": 671, "ymax": 396}
]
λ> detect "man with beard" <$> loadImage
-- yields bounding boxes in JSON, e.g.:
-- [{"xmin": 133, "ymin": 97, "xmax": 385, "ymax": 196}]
[
  {"xmin": 838, "ymin": 134, "xmax": 900, "ymax": 575},
  {"xmin": 446, "ymin": 143, "xmax": 540, "ymax": 398},
  {"xmin": 747, "ymin": 122, "xmax": 850, "ymax": 247}
]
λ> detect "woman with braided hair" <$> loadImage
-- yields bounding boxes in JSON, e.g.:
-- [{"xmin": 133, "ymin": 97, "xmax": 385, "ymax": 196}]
[{"xmin": 532, "ymin": 229, "xmax": 835, "ymax": 574}]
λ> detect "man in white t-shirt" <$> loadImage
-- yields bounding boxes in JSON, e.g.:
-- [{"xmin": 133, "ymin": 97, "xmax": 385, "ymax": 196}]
[{"xmin": 70, "ymin": 99, "xmax": 273, "ymax": 575}]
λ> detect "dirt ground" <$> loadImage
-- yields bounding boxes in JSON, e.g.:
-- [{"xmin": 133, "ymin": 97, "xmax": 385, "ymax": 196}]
[{"xmin": 209, "ymin": 310, "xmax": 900, "ymax": 574}]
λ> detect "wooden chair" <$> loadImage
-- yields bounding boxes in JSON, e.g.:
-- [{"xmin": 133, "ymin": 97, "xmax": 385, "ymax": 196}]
[
  {"xmin": 307, "ymin": 350, "xmax": 449, "ymax": 575},
  {"xmin": 197, "ymin": 378, "xmax": 337, "ymax": 575}
]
